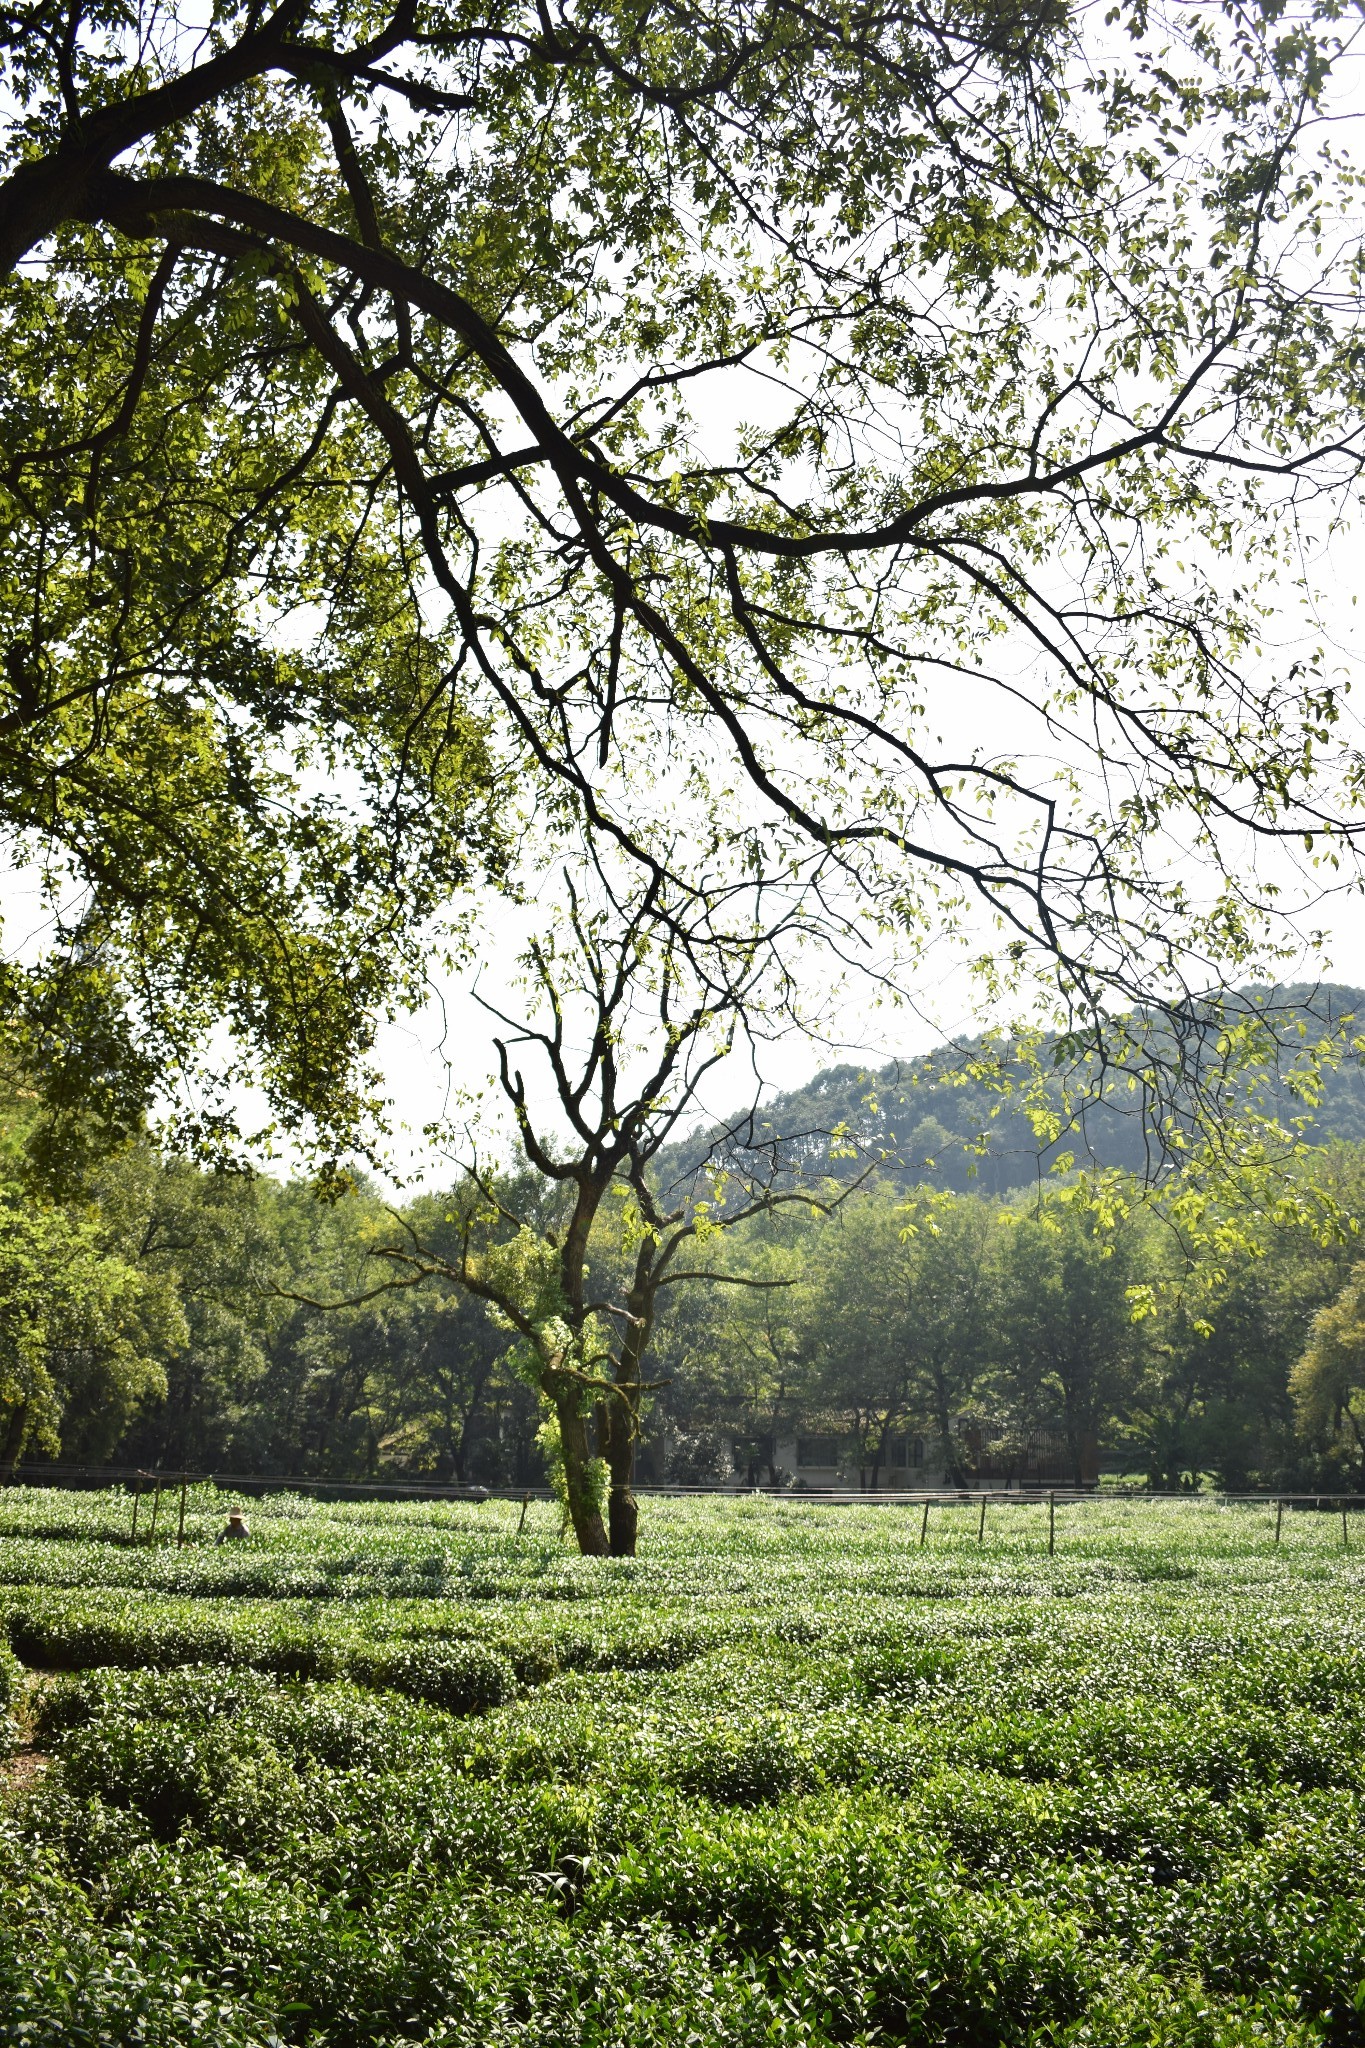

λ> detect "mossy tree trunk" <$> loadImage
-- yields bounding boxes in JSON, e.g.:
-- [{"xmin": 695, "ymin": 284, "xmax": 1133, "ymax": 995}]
[{"xmin": 555, "ymin": 1383, "xmax": 610, "ymax": 1555}]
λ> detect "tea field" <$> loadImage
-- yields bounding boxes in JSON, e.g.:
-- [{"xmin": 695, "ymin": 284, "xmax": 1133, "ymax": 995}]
[{"xmin": 1, "ymin": 1487, "xmax": 1363, "ymax": 2047}]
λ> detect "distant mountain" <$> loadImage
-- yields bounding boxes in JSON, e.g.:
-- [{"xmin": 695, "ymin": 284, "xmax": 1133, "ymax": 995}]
[{"xmin": 672, "ymin": 984, "xmax": 1365, "ymax": 1197}]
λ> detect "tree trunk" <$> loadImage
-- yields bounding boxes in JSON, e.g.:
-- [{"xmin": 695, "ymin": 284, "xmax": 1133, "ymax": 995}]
[
  {"xmin": 556, "ymin": 1393, "xmax": 609, "ymax": 1555},
  {"xmin": 604, "ymin": 1399, "xmax": 638, "ymax": 1557},
  {"xmin": 2, "ymin": 1399, "xmax": 28, "ymax": 1468},
  {"xmin": 600, "ymin": 1247, "xmax": 654, "ymax": 1556},
  {"xmin": 765, "ymin": 1381, "xmax": 786, "ymax": 1483},
  {"xmin": 597, "ymin": 1365, "xmax": 639, "ymax": 1554},
  {"xmin": 936, "ymin": 1405, "xmax": 961, "ymax": 1487},
  {"xmin": 1062, "ymin": 1377, "xmax": 1084, "ymax": 1487}
]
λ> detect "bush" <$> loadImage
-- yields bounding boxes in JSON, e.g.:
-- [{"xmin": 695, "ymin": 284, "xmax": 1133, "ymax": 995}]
[
  {"xmin": 5, "ymin": 1489, "xmax": 1365, "ymax": 2046},
  {"xmin": 0, "ymin": 1818, "xmax": 274, "ymax": 2048},
  {"xmin": 5, "ymin": 1594, "xmax": 240, "ymax": 1672},
  {"xmin": 33, "ymin": 1663, "xmax": 277, "ymax": 1743},
  {"xmin": 55, "ymin": 1715, "xmax": 301, "ymax": 1849},
  {"xmin": 665, "ymin": 1429, "xmax": 734, "ymax": 1486},
  {"xmin": 666, "ymin": 1719, "xmax": 811, "ymax": 1806},
  {"xmin": 344, "ymin": 1639, "xmax": 516, "ymax": 1716}
]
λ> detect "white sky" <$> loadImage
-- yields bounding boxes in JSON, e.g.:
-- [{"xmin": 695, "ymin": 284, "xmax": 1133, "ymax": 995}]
[
  {"xmin": 358, "ymin": 484, "xmax": 1365, "ymax": 1193},
  {"xmin": 4, "ymin": 496, "xmax": 1360, "ymax": 1192}
]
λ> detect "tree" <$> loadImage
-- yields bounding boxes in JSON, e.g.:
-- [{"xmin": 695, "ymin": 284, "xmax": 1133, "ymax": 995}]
[
  {"xmin": 811, "ymin": 1185, "xmax": 998, "ymax": 1485},
  {"xmin": 653, "ymin": 1211, "xmax": 824, "ymax": 1484},
  {"xmin": 366, "ymin": 858, "xmax": 859, "ymax": 1552},
  {"xmin": 2, "ymin": 0, "xmax": 1363, "ymax": 1149},
  {"xmin": 993, "ymin": 1184, "xmax": 1155, "ymax": 1484},
  {"xmin": 95, "ymin": 1156, "xmax": 286, "ymax": 1471},
  {"xmin": 1290, "ymin": 1266, "xmax": 1365, "ymax": 1484},
  {"xmin": 367, "ymin": 1278, "xmax": 516, "ymax": 1482},
  {"xmin": 0, "ymin": 1177, "xmax": 180, "ymax": 1464},
  {"xmin": 84, "ymin": 1151, "xmax": 527, "ymax": 1480},
  {"xmin": 1103, "ymin": 1139, "xmax": 1365, "ymax": 1487}
]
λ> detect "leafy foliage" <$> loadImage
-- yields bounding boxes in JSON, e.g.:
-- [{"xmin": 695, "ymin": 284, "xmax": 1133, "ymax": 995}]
[
  {"xmin": 1291, "ymin": 1265, "xmax": 1365, "ymax": 1483},
  {"xmin": 10, "ymin": 1092, "xmax": 1365, "ymax": 1493},
  {"xmin": 0, "ymin": 1171, "xmax": 179, "ymax": 1464},
  {"xmin": 3, "ymin": 1493, "xmax": 1365, "ymax": 2045},
  {"xmin": 3, "ymin": 0, "xmax": 1365, "ymax": 1153}
]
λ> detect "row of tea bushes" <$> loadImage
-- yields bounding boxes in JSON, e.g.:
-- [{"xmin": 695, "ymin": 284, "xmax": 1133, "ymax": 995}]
[
  {"xmin": 0, "ymin": 1484, "xmax": 1356, "ymax": 1581},
  {"xmin": 0, "ymin": 1581, "xmax": 823, "ymax": 1686},
  {"xmin": 2, "ymin": 1593, "xmax": 516, "ymax": 1716},
  {"xmin": 8, "ymin": 1581, "xmax": 1365, "ymax": 1734},
  {"xmin": 3, "ymin": 1492, "xmax": 1365, "ymax": 2044},
  {"xmin": 8, "ymin": 1653, "xmax": 1365, "ymax": 2046}
]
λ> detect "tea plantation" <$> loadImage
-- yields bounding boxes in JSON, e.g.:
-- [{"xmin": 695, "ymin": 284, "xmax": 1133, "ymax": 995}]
[{"xmin": 1, "ymin": 1487, "xmax": 1362, "ymax": 2047}]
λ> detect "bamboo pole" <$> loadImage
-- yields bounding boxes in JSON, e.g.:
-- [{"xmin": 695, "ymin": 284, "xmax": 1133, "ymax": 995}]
[
  {"xmin": 517, "ymin": 1492, "xmax": 531, "ymax": 1536},
  {"xmin": 1275, "ymin": 1498, "xmax": 1283, "ymax": 1546},
  {"xmin": 919, "ymin": 1498, "xmax": 930, "ymax": 1548},
  {"xmin": 130, "ymin": 1473, "xmax": 143, "ymax": 1544},
  {"xmin": 176, "ymin": 1474, "xmax": 188, "ymax": 1548},
  {"xmin": 1048, "ymin": 1491, "xmax": 1055, "ymax": 1556},
  {"xmin": 149, "ymin": 1478, "xmax": 162, "ymax": 1543},
  {"xmin": 978, "ymin": 1495, "xmax": 987, "ymax": 1544}
]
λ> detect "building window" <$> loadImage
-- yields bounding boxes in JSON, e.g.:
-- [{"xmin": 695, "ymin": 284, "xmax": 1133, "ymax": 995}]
[
  {"xmin": 797, "ymin": 1435, "xmax": 840, "ymax": 1468},
  {"xmin": 911, "ymin": 1437, "xmax": 924, "ymax": 1468},
  {"xmin": 887, "ymin": 1435, "xmax": 908, "ymax": 1468}
]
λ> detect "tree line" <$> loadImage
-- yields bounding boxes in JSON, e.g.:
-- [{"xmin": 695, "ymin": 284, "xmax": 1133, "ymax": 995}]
[
  {"xmin": 654, "ymin": 1162, "xmax": 1365, "ymax": 1494},
  {"xmin": 6, "ymin": 1063, "xmax": 1365, "ymax": 1500}
]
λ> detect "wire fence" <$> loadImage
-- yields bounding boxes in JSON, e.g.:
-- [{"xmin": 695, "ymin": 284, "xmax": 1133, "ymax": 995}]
[
  {"xmin": 5, "ymin": 1460, "xmax": 1365, "ymax": 1506},
  {"xmin": 4, "ymin": 1459, "xmax": 1364, "ymax": 1560}
]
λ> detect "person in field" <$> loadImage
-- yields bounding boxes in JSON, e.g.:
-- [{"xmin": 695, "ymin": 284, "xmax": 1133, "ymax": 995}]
[{"xmin": 216, "ymin": 1508, "xmax": 250, "ymax": 1543}]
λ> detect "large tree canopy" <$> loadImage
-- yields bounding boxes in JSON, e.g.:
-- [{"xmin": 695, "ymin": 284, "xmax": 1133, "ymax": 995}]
[{"xmin": 1, "ymin": 0, "xmax": 1363, "ymax": 1144}]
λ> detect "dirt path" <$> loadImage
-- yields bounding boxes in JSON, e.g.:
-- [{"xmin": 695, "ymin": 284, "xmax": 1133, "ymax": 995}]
[{"xmin": 2, "ymin": 1669, "xmax": 53, "ymax": 1798}]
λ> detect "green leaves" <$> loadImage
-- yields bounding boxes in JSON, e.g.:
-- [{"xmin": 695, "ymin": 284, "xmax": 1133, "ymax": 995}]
[
  {"xmin": 0, "ymin": 222, "xmax": 507, "ymax": 1159},
  {"xmin": 0, "ymin": 0, "xmax": 1360, "ymax": 1140},
  {"xmin": 0, "ymin": 1172, "xmax": 177, "ymax": 1465},
  {"xmin": 1289, "ymin": 1260, "xmax": 1365, "ymax": 1480},
  {"xmin": 6, "ymin": 1492, "xmax": 1365, "ymax": 2044}
]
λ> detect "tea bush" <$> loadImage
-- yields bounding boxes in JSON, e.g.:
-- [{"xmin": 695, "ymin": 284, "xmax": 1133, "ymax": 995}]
[
  {"xmin": 344, "ymin": 1638, "xmax": 516, "ymax": 1715},
  {"xmin": 2, "ymin": 1488, "xmax": 1363, "ymax": 2045}
]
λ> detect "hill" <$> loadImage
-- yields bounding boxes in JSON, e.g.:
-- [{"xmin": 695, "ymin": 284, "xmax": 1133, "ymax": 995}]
[{"xmin": 677, "ymin": 984, "xmax": 1365, "ymax": 1196}]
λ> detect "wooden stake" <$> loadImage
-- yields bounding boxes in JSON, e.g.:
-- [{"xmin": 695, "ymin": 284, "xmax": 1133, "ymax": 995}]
[
  {"xmin": 978, "ymin": 1495, "xmax": 987, "ymax": 1544},
  {"xmin": 919, "ymin": 1498, "xmax": 930, "ymax": 1548},
  {"xmin": 176, "ymin": 1474, "xmax": 188, "ymax": 1549},
  {"xmin": 517, "ymin": 1492, "xmax": 531, "ymax": 1536},
  {"xmin": 1048, "ymin": 1491, "xmax": 1055, "ymax": 1556},
  {"xmin": 1274, "ymin": 1498, "xmax": 1283, "ymax": 1546}
]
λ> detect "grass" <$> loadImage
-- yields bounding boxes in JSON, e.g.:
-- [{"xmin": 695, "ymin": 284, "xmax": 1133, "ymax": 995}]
[{"xmin": 1, "ymin": 1488, "xmax": 1363, "ymax": 2046}]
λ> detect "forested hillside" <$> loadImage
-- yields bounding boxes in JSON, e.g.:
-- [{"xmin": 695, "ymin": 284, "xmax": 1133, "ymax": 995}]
[{"xmin": 681, "ymin": 985, "xmax": 1365, "ymax": 1197}]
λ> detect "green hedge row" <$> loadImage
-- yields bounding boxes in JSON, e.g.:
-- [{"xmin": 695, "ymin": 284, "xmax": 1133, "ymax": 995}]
[{"xmin": 4, "ymin": 1596, "xmax": 515, "ymax": 1717}]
